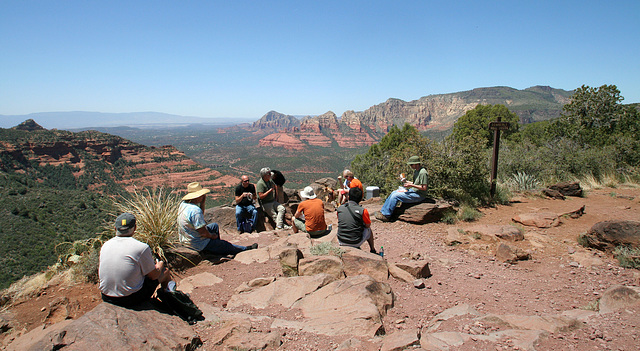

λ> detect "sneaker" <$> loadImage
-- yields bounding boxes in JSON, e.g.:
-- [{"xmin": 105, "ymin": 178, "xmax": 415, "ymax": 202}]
[
  {"xmin": 327, "ymin": 224, "xmax": 333, "ymax": 232},
  {"xmin": 247, "ymin": 243, "xmax": 258, "ymax": 250},
  {"xmin": 277, "ymin": 224, "xmax": 292, "ymax": 230},
  {"xmin": 374, "ymin": 211, "xmax": 391, "ymax": 222}
]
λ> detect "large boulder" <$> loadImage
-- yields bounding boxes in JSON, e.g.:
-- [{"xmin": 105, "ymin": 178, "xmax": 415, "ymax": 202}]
[
  {"xmin": 299, "ymin": 255, "xmax": 345, "ymax": 279},
  {"xmin": 6, "ymin": 302, "xmax": 199, "ymax": 351},
  {"xmin": 291, "ymin": 275, "xmax": 394, "ymax": 336},
  {"xmin": 396, "ymin": 200, "xmax": 454, "ymax": 224},
  {"xmin": 548, "ymin": 181, "xmax": 583, "ymax": 197},
  {"xmin": 579, "ymin": 220, "xmax": 640, "ymax": 251},
  {"xmin": 341, "ymin": 247, "xmax": 389, "ymax": 281}
]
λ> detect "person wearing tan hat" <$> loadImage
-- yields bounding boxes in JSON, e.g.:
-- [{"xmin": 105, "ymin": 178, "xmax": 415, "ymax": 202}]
[
  {"xmin": 292, "ymin": 186, "xmax": 332, "ymax": 237},
  {"xmin": 178, "ymin": 182, "xmax": 258, "ymax": 255},
  {"xmin": 99, "ymin": 213, "xmax": 174, "ymax": 307},
  {"xmin": 375, "ymin": 155, "xmax": 429, "ymax": 222}
]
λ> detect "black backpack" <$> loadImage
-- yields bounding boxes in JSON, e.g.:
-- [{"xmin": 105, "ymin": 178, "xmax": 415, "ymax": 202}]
[{"xmin": 156, "ymin": 289, "xmax": 204, "ymax": 325}]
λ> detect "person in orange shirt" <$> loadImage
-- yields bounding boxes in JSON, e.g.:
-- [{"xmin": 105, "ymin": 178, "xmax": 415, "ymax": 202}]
[
  {"xmin": 292, "ymin": 186, "xmax": 332, "ymax": 237},
  {"xmin": 337, "ymin": 170, "xmax": 364, "ymax": 205}
]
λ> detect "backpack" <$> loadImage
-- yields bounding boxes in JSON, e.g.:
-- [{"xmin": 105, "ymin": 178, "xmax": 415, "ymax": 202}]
[
  {"xmin": 240, "ymin": 217, "xmax": 253, "ymax": 233},
  {"xmin": 156, "ymin": 289, "xmax": 204, "ymax": 325}
]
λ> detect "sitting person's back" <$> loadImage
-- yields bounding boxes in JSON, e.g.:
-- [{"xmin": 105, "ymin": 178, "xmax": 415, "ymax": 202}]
[
  {"xmin": 99, "ymin": 213, "xmax": 173, "ymax": 307},
  {"xmin": 336, "ymin": 187, "xmax": 377, "ymax": 254}
]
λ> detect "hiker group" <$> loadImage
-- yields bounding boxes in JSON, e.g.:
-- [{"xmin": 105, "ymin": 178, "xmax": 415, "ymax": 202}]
[{"xmin": 98, "ymin": 155, "xmax": 428, "ymax": 311}]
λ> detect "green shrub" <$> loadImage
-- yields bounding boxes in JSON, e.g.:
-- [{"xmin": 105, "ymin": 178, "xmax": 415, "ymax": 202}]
[
  {"xmin": 614, "ymin": 246, "xmax": 640, "ymax": 269},
  {"xmin": 310, "ymin": 242, "xmax": 345, "ymax": 257},
  {"xmin": 458, "ymin": 205, "xmax": 483, "ymax": 222},
  {"xmin": 440, "ymin": 210, "xmax": 458, "ymax": 224},
  {"xmin": 509, "ymin": 171, "xmax": 540, "ymax": 191}
]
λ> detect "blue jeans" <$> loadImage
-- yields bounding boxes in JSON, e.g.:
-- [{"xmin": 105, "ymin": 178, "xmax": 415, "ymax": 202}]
[
  {"xmin": 202, "ymin": 223, "xmax": 247, "ymax": 255},
  {"xmin": 235, "ymin": 204, "xmax": 258, "ymax": 231},
  {"xmin": 380, "ymin": 190, "xmax": 425, "ymax": 217}
]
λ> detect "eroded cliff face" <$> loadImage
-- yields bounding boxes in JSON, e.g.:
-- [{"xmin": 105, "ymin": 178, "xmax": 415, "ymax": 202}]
[
  {"xmin": 252, "ymin": 111, "xmax": 301, "ymax": 130},
  {"xmin": 257, "ymin": 86, "xmax": 572, "ymax": 149},
  {"xmin": 0, "ymin": 126, "xmax": 227, "ymax": 197}
]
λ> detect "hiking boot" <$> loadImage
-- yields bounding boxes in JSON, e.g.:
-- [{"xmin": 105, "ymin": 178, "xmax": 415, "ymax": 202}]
[
  {"xmin": 374, "ymin": 211, "xmax": 391, "ymax": 222},
  {"xmin": 247, "ymin": 243, "xmax": 259, "ymax": 250}
]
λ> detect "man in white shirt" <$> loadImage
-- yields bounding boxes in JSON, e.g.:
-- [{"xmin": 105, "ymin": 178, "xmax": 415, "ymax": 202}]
[{"xmin": 99, "ymin": 213, "xmax": 172, "ymax": 307}]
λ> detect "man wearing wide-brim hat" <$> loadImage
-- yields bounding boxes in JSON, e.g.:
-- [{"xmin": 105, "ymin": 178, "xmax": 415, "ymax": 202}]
[
  {"xmin": 375, "ymin": 155, "xmax": 429, "ymax": 222},
  {"xmin": 178, "ymin": 182, "xmax": 258, "ymax": 255},
  {"xmin": 292, "ymin": 186, "xmax": 332, "ymax": 237}
]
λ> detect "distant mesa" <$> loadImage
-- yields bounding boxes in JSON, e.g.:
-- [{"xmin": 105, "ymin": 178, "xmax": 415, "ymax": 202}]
[
  {"xmin": 251, "ymin": 86, "xmax": 573, "ymax": 149},
  {"xmin": 13, "ymin": 119, "xmax": 46, "ymax": 131}
]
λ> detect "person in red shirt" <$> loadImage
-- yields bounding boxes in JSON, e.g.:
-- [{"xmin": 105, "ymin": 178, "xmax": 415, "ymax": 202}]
[{"xmin": 337, "ymin": 170, "xmax": 364, "ymax": 205}]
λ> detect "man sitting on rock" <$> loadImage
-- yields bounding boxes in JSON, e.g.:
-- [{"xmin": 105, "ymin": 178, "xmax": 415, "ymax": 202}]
[
  {"xmin": 337, "ymin": 187, "xmax": 377, "ymax": 254},
  {"xmin": 234, "ymin": 175, "xmax": 258, "ymax": 233},
  {"xmin": 178, "ymin": 182, "xmax": 257, "ymax": 256},
  {"xmin": 256, "ymin": 167, "xmax": 290, "ymax": 230},
  {"xmin": 292, "ymin": 186, "xmax": 332, "ymax": 237},
  {"xmin": 375, "ymin": 155, "xmax": 428, "ymax": 222},
  {"xmin": 99, "ymin": 213, "xmax": 174, "ymax": 307},
  {"xmin": 337, "ymin": 169, "xmax": 363, "ymax": 205}
]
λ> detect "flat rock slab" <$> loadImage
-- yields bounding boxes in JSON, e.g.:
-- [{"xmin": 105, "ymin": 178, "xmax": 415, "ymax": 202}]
[
  {"xmin": 466, "ymin": 224, "xmax": 524, "ymax": 241},
  {"xmin": 598, "ymin": 285, "xmax": 640, "ymax": 314},
  {"xmin": 512, "ymin": 212, "xmax": 560, "ymax": 228},
  {"xmin": 227, "ymin": 274, "xmax": 336, "ymax": 309},
  {"xmin": 396, "ymin": 200, "xmax": 454, "ymax": 224},
  {"xmin": 7, "ymin": 302, "xmax": 198, "ymax": 351},
  {"xmin": 291, "ymin": 275, "xmax": 394, "ymax": 337},
  {"xmin": 380, "ymin": 329, "xmax": 420, "ymax": 351},
  {"xmin": 179, "ymin": 272, "xmax": 222, "ymax": 294}
]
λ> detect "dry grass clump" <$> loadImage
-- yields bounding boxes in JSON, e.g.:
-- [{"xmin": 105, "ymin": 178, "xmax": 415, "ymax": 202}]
[{"xmin": 110, "ymin": 187, "xmax": 181, "ymax": 261}]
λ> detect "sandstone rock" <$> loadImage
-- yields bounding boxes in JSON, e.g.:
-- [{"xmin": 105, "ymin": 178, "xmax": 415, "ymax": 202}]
[
  {"xmin": 388, "ymin": 263, "xmax": 416, "ymax": 283},
  {"xmin": 299, "ymin": 255, "xmax": 345, "ymax": 279},
  {"xmin": 598, "ymin": 285, "xmax": 640, "ymax": 314},
  {"xmin": 279, "ymin": 248, "xmax": 303, "ymax": 277},
  {"xmin": 560, "ymin": 205, "xmax": 586, "ymax": 219},
  {"xmin": 380, "ymin": 329, "xmax": 420, "ymax": 351},
  {"xmin": 413, "ymin": 279, "xmax": 426, "ymax": 289},
  {"xmin": 210, "ymin": 318, "xmax": 282, "ymax": 350},
  {"xmin": 227, "ymin": 274, "xmax": 336, "ymax": 309},
  {"xmin": 291, "ymin": 275, "xmax": 394, "ymax": 336},
  {"xmin": 341, "ymin": 247, "xmax": 389, "ymax": 281},
  {"xmin": 7, "ymin": 302, "xmax": 199, "ymax": 351},
  {"xmin": 394, "ymin": 260, "xmax": 431, "ymax": 278},
  {"xmin": 445, "ymin": 228, "xmax": 468, "ymax": 246},
  {"xmin": 496, "ymin": 243, "xmax": 531, "ymax": 263},
  {"xmin": 420, "ymin": 331, "xmax": 469, "ymax": 350},
  {"xmin": 542, "ymin": 188, "xmax": 565, "ymax": 200},
  {"xmin": 548, "ymin": 181, "xmax": 583, "ymax": 197},
  {"xmin": 480, "ymin": 313, "xmax": 582, "ymax": 333},
  {"xmin": 396, "ymin": 200, "xmax": 453, "ymax": 224},
  {"xmin": 512, "ymin": 212, "xmax": 560, "ymax": 228},
  {"xmin": 466, "ymin": 224, "xmax": 524, "ymax": 241},
  {"xmin": 235, "ymin": 277, "xmax": 276, "ymax": 293},
  {"xmin": 165, "ymin": 245, "xmax": 202, "ymax": 271},
  {"xmin": 234, "ymin": 247, "xmax": 270, "ymax": 264},
  {"xmin": 579, "ymin": 220, "xmax": 640, "ymax": 251},
  {"xmin": 178, "ymin": 272, "xmax": 222, "ymax": 294}
]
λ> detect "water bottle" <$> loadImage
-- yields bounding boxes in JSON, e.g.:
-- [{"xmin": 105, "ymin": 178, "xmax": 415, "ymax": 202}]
[{"xmin": 379, "ymin": 246, "xmax": 384, "ymax": 257}]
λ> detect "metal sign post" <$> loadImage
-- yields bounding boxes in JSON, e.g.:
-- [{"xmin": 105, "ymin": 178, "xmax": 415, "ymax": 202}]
[{"xmin": 488, "ymin": 117, "xmax": 510, "ymax": 197}]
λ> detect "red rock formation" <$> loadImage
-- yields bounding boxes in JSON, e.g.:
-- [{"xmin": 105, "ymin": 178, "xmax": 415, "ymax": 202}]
[{"xmin": 258, "ymin": 133, "xmax": 306, "ymax": 150}]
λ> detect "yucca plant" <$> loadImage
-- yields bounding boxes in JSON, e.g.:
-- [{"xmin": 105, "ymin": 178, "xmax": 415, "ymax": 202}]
[
  {"xmin": 110, "ymin": 187, "xmax": 181, "ymax": 261},
  {"xmin": 509, "ymin": 171, "xmax": 540, "ymax": 191}
]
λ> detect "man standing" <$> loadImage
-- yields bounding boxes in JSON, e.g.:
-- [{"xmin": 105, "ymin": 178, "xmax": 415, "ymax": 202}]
[
  {"xmin": 375, "ymin": 155, "xmax": 428, "ymax": 222},
  {"xmin": 235, "ymin": 175, "xmax": 258, "ymax": 233},
  {"xmin": 178, "ymin": 182, "xmax": 258, "ymax": 255},
  {"xmin": 292, "ymin": 186, "xmax": 332, "ymax": 237},
  {"xmin": 337, "ymin": 187, "xmax": 377, "ymax": 253},
  {"xmin": 99, "ymin": 213, "xmax": 173, "ymax": 307},
  {"xmin": 256, "ymin": 167, "xmax": 290, "ymax": 230}
]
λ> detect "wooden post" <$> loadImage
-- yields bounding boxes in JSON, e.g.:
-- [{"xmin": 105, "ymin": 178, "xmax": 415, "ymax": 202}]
[{"xmin": 488, "ymin": 117, "xmax": 510, "ymax": 197}]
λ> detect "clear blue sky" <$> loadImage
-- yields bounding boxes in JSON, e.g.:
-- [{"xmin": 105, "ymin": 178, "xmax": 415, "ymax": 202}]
[{"xmin": 1, "ymin": 1, "xmax": 638, "ymax": 119}]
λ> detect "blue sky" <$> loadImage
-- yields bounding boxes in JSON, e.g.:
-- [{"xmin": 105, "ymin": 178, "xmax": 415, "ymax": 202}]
[{"xmin": 1, "ymin": 1, "xmax": 638, "ymax": 119}]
